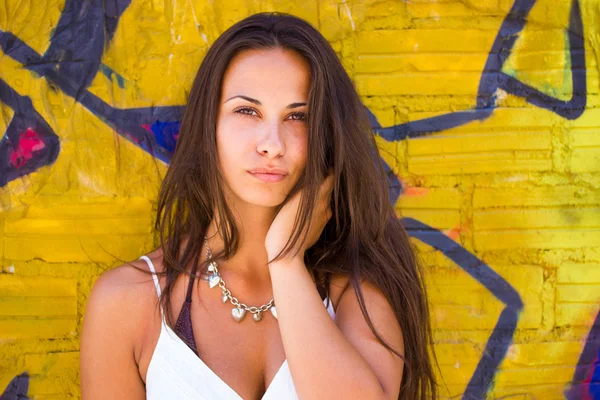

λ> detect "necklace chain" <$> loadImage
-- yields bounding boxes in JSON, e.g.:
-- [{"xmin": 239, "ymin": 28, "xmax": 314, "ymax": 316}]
[{"xmin": 204, "ymin": 236, "xmax": 276, "ymax": 322}]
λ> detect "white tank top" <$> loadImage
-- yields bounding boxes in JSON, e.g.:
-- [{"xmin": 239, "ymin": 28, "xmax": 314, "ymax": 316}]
[{"xmin": 141, "ymin": 256, "xmax": 336, "ymax": 400}]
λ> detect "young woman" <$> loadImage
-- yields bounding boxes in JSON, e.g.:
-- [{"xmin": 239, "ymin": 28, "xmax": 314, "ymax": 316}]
[{"xmin": 80, "ymin": 12, "xmax": 437, "ymax": 400}]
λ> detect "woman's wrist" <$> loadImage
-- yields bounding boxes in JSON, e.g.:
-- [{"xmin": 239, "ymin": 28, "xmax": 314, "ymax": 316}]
[{"xmin": 266, "ymin": 250, "xmax": 305, "ymax": 270}]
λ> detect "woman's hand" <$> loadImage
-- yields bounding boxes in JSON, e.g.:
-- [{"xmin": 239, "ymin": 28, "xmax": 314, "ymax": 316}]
[{"xmin": 265, "ymin": 173, "xmax": 334, "ymax": 261}]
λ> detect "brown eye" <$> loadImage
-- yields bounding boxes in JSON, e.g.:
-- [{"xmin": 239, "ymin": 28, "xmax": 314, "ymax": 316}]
[
  {"xmin": 234, "ymin": 107, "xmax": 259, "ymax": 117},
  {"xmin": 287, "ymin": 112, "xmax": 306, "ymax": 121}
]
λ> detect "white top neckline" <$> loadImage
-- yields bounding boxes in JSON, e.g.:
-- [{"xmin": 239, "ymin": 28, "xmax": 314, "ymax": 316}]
[
  {"xmin": 160, "ymin": 317, "xmax": 291, "ymax": 400},
  {"xmin": 140, "ymin": 255, "xmax": 336, "ymax": 400}
]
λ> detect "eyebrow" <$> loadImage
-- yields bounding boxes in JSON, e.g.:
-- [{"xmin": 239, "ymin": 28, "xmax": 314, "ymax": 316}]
[{"xmin": 224, "ymin": 95, "xmax": 307, "ymax": 109}]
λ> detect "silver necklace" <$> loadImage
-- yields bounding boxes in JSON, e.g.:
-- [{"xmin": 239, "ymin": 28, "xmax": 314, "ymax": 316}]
[{"xmin": 203, "ymin": 236, "xmax": 277, "ymax": 323}]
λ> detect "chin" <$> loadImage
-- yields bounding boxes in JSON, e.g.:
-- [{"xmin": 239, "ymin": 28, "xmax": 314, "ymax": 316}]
[
  {"xmin": 232, "ymin": 183, "xmax": 287, "ymax": 208},
  {"xmin": 243, "ymin": 193, "xmax": 286, "ymax": 208}
]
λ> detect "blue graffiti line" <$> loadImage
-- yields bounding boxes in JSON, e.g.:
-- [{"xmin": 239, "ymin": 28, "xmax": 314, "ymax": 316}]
[
  {"xmin": 375, "ymin": 0, "xmax": 586, "ymax": 142},
  {"xmin": 402, "ymin": 218, "xmax": 524, "ymax": 399},
  {"xmin": 366, "ymin": 108, "xmax": 403, "ymax": 205},
  {"xmin": 0, "ymin": 372, "xmax": 29, "ymax": 400}
]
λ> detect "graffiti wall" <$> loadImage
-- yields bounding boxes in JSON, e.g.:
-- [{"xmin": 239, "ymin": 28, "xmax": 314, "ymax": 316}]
[{"xmin": 1, "ymin": 0, "xmax": 599, "ymax": 398}]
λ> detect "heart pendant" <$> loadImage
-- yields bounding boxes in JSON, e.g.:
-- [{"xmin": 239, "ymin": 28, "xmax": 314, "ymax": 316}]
[
  {"xmin": 270, "ymin": 306, "xmax": 278, "ymax": 320},
  {"xmin": 208, "ymin": 262, "xmax": 217, "ymax": 273},
  {"xmin": 221, "ymin": 293, "xmax": 228, "ymax": 303},
  {"xmin": 208, "ymin": 274, "xmax": 221, "ymax": 289},
  {"xmin": 232, "ymin": 307, "xmax": 246, "ymax": 322},
  {"xmin": 252, "ymin": 312, "xmax": 263, "ymax": 322}
]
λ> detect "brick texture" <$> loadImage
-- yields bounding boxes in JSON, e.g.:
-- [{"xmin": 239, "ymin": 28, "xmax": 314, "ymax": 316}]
[{"xmin": 1, "ymin": 0, "xmax": 599, "ymax": 399}]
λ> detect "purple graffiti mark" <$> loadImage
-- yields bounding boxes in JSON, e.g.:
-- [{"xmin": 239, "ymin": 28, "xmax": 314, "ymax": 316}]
[
  {"xmin": 379, "ymin": 1, "xmax": 587, "ymax": 398},
  {"xmin": 104, "ymin": 0, "xmax": 132, "ymax": 44},
  {"xmin": 582, "ymin": 349, "xmax": 600, "ymax": 400},
  {"xmin": 589, "ymin": 351, "xmax": 600, "ymax": 400},
  {"xmin": 567, "ymin": 311, "xmax": 600, "ymax": 399},
  {"xmin": 30, "ymin": 0, "xmax": 131, "ymax": 93},
  {"xmin": 0, "ymin": 372, "xmax": 29, "ymax": 400},
  {"xmin": 402, "ymin": 218, "xmax": 523, "ymax": 399},
  {"xmin": 375, "ymin": 0, "xmax": 586, "ymax": 142},
  {"xmin": 9, "ymin": 128, "xmax": 46, "ymax": 168},
  {"xmin": 0, "ymin": 79, "xmax": 60, "ymax": 186}
]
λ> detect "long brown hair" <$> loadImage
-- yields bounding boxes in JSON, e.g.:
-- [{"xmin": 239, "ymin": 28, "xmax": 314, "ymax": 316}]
[{"xmin": 154, "ymin": 12, "xmax": 437, "ymax": 399}]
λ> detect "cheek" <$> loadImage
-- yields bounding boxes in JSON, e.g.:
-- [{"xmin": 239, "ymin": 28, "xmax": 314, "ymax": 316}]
[
  {"xmin": 288, "ymin": 130, "xmax": 308, "ymax": 169},
  {"xmin": 217, "ymin": 119, "xmax": 253, "ymax": 161}
]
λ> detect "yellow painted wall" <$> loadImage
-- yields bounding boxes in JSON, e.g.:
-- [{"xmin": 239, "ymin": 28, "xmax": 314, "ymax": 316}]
[{"xmin": 1, "ymin": 0, "xmax": 599, "ymax": 398}]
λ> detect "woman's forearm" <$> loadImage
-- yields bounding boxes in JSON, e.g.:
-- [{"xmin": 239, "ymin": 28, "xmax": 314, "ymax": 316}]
[{"xmin": 268, "ymin": 256, "xmax": 386, "ymax": 400}]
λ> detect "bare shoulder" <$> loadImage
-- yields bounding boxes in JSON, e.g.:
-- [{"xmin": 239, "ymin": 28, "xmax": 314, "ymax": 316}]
[
  {"xmin": 85, "ymin": 252, "xmax": 166, "ymax": 351},
  {"xmin": 80, "ymin": 252, "xmax": 164, "ymax": 399},
  {"xmin": 86, "ymin": 255, "xmax": 162, "ymax": 320},
  {"xmin": 332, "ymin": 275, "xmax": 405, "ymax": 398},
  {"xmin": 328, "ymin": 272, "xmax": 400, "ymax": 333},
  {"xmin": 91, "ymin": 255, "xmax": 162, "ymax": 299}
]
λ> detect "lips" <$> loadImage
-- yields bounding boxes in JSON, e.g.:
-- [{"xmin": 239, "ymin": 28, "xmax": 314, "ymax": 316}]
[{"xmin": 248, "ymin": 167, "xmax": 288, "ymax": 183}]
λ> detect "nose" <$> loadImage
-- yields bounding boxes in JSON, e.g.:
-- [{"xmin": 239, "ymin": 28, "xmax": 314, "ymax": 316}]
[{"xmin": 256, "ymin": 120, "xmax": 285, "ymax": 158}]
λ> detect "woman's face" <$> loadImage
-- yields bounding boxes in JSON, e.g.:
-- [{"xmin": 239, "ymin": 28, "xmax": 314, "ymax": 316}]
[{"xmin": 216, "ymin": 48, "xmax": 310, "ymax": 209}]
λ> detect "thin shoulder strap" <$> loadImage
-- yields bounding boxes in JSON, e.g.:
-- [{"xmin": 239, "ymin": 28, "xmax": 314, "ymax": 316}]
[
  {"xmin": 139, "ymin": 255, "xmax": 164, "ymax": 320},
  {"xmin": 184, "ymin": 262, "xmax": 198, "ymax": 302}
]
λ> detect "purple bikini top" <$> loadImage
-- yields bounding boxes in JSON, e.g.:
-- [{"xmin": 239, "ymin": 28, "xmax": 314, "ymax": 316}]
[{"xmin": 173, "ymin": 267, "xmax": 199, "ymax": 354}]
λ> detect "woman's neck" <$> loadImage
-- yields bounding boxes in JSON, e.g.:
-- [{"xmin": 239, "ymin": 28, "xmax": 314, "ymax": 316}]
[{"xmin": 205, "ymin": 201, "xmax": 277, "ymax": 284}]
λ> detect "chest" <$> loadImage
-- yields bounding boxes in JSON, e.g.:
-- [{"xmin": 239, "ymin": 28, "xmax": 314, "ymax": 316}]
[
  {"xmin": 189, "ymin": 297, "xmax": 288, "ymax": 399},
  {"xmin": 139, "ymin": 284, "xmax": 289, "ymax": 400},
  {"xmin": 138, "ymin": 267, "xmax": 341, "ymax": 399},
  {"xmin": 147, "ymin": 325, "xmax": 295, "ymax": 400}
]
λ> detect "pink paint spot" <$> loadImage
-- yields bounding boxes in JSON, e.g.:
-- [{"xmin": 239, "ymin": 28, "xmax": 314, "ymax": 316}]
[
  {"xmin": 141, "ymin": 123, "xmax": 151, "ymax": 131},
  {"xmin": 402, "ymin": 186, "xmax": 430, "ymax": 197},
  {"xmin": 443, "ymin": 225, "xmax": 462, "ymax": 241},
  {"xmin": 9, "ymin": 128, "xmax": 45, "ymax": 168},
  {"xmin": 398, "ymin": 177, "xmax": 429, "ymax": 197}
]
